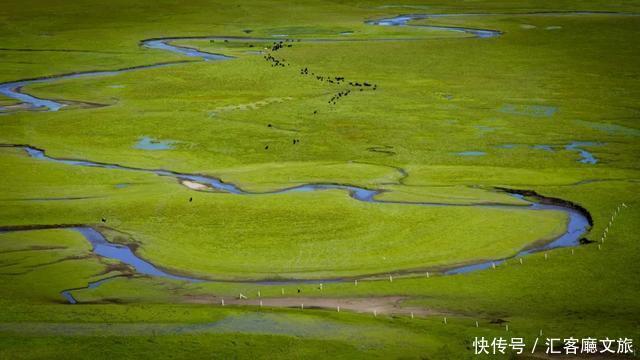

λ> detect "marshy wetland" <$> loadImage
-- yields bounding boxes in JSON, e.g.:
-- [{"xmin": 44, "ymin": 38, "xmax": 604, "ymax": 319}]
[{"xmin": 1, "ymin": 1, "xmax": 639, "ymax": 358}]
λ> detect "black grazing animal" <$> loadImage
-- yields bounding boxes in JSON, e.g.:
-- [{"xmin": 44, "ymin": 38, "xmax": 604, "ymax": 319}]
[
  {"xmin": 265, "ymin": 145, "xmax": 269, "ymax": 150},
  {"xmin": 189, "ymin": 197, "xmax": 192, "ymax": 202},
  {"xmin": 101, "ymin": 218, "xmax": 106, "ymax": 223}
]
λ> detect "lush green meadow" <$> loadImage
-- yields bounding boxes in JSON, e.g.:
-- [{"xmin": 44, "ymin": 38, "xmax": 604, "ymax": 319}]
[{"xmin": 1, "ymin": 0, "xmax": 639, "ymax": 358}]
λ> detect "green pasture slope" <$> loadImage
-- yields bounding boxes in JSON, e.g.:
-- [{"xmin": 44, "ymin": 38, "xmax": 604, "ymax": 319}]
[{"xmin": 1, "ymin": 0, "xmax": 639, "ymax": 358}]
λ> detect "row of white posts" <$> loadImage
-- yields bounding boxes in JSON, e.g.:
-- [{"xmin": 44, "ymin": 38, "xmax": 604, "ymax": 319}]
[
  {"xmin": 601, "ymin": 202, "xmax": 628, "ymax": 247},
  {"xmin": 216, "ymin": 204, "xmax": 631, "ymax": 329}
]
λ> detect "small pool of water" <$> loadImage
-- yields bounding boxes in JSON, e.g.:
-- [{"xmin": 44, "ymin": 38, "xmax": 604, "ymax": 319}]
[
  {"xmin": 532, "ymin": 144, "xmax": 554, "ymax": 151},
  {"xmin": 497, "ymin": 142, "xmax": 601, "ymax": 164},
  {"xmin": 566, "ymin": 141, "xmax": 600, "ymax": 164},
  {"xmin": 576, "ymin": 120, "xmax": 640, "ymax": 137},
  {"xmin": 499, "ymin": 104, "xmax": 557, "ymax": 118},
  {"xmin": 457, "ymin": 151, "xmax": 486, "ymax": 156},
  {"xmin": 134, "ymin": 136, "xmax": 174, "ymax": 150}
]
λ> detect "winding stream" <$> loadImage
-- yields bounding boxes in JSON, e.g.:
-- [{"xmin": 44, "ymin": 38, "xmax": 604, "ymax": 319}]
[
  {"xmin": 2, "ymin": 11, "xmax": 634, "ymax": 111},
  {"xmin": 0, "ymin": 11, "xmax": 614, "ymax": 303},
  {"xmin": 2, "ymin": 144, "xmax": 591, "ymax": 303}
]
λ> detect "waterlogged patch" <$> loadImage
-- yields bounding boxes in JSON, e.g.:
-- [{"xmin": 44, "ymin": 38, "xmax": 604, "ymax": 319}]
[
  {"xmin": 457, "ymin": 151, "xmax": 486, "ymax": 156},
  {"xmin": 499, "ymin": 142, "xmax": 601, "ymax": 164},
  {"xmin": 476, "ymin": 125, "xmax": 496, "ymax": 133},
  {"xmin": 435, "ymin": 92, "xmax": 454, "ymax": 100},
  {"xmin": 532, "ymin": 144, "xmax": 554, "ymax": 152},
  {"xmin": 266, "ymin": 26, "xmax": 353, "ymax": 36},
  {"xmin": 520, "ymin": 24, "xmax": 537, "ymax": 29},
  {"xmin": 377, "ymin": 5, "xmax": 431, "ymax": 9},
  {"xmin": 575, "ymin": 120, "xmax": 640, "ymax": 137},
  {"xmin": 209, "ymin": 97, "xmax": 293, "ymax": 116},
  {"xmin": 134, "ymin": 136, "xmax": 175, "ymax": 150},
  {"xmin": 499, "ymin": 104, "xmax": 557, "ymax": 118},
  {"xmin": 546, "ymin": 26, "xmax": 563, "ymax": 30},
  {"xmin": 565, "ymin": 141, "xmax": 601, "ymax": 164},
  {"xmin": 206, "ymin": 313, "xmax": 341, "ymax": 337}
]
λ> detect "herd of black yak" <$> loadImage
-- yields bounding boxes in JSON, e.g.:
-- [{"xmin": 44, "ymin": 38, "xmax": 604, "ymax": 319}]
[{"xmin": 262, "ymin": 39, "xmax": 378, "ymax": 111}]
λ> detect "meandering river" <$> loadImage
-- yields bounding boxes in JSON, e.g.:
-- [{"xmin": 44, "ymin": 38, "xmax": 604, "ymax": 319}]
[{"xmin": 0, "ymin": 12, "xmax": 613, "ymax": 303}]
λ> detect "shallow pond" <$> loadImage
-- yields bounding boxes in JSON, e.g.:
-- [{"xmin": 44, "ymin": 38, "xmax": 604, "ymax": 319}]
[{"xmin": 134, "ymin": 136, "xmax": 175, "ymax": 150}]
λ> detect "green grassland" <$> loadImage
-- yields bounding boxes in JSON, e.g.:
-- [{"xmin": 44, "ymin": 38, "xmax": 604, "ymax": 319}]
[
  {"xmin": 1, "ymin": 0, "xmax": 639, "ymax": 358},
  {"xmin": 0, "ymin": 147, "xmax": 568, "ymax": 279}
]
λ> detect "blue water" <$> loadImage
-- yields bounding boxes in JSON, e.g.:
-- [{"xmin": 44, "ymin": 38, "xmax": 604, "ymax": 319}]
[
  {"xmin": 499, "ymin": 104, "xmax": 557, "ymax": 118},
  {"xmin": 499, "ymin": 143, "xmax": 600, "ymax": 164},
  {"xmin": 457, "ymin": 151, "xmax": 486, "ymax": 156},
  {"xmin": 565, "ymin": 141, "xmax": 600, "ymax": 164},
  {"xmin": 477, "ymin": 125, "xmax": 495, "ymax": 131},
  {"xmin": 143, "ymin": 39, "xmax": 234, "ymax": 61},
  {"xmin": 3, "ymin": 12, "xmax": 636, "ymax": 113},
  {"xmin": 446, "ymin": 199, "xmax": 589, "ymax": 274},
  {"xmin": 576, "ymin": 120, "xmax": 640, "ymax": 137},
  {"xmin": 1, "ymin": 13, "xmax": 606, "ymax": 301},
  {"xmin": 532, "ymin": 144, "xmax": 554, "ymax": 152},
  {"xmin": 61, "ymin": 277, "xmax": 117, "ymax": 304},
  {"xmin": 134, "ymin": 136, "xmax": 174, "ymax": 150},
  {"xmin": 13, "ymin": 145, "xmax": 590, "ymax": 288},
  {"xmin": 365, "ymin": 14, "xmax": 502, "ymax": 38},
  {"xmin": 0, "ymin": 62, "xmax": 187, "ymax": 111},
  {"xmin": 75, "ymin": 227, "xmax": 203, "ymax": 283}
]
